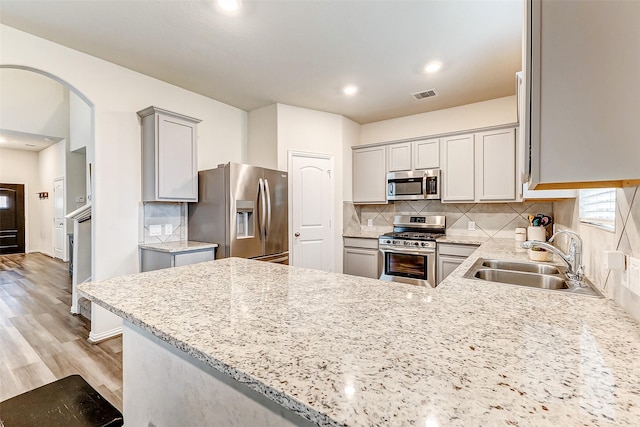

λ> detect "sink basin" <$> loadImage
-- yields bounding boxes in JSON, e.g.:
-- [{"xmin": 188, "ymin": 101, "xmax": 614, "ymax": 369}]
[
  {"xmin": 480, "ymin": 259, "xmax": 560, "ymax": 275},
  {"xmin": 473, "ymin": 268, "xmax": 568, "ymax": 290},
  {"xmin": 463, "ymin": 258, "xmax": 603, "ymax": 297}
]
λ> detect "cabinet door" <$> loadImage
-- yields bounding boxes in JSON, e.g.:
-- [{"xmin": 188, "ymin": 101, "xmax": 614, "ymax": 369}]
[
  {"xmin": 412, "ymin": 139, "xmax": 440, "ymax": 170},
  {"xmin": 157, "ymin": 115, "xmax": 198, "ymax": 201},
  {"xmin": 527, "ymin": 0, "xmax": 640, "ymax": 188},
  {"xmin": 352, "ymin": 146, "xmax": 387, "ymax": 204},
  {"xmin": 442, "ymin": 134, "xmax": 475, "ymax": 202},
  {"xmin": 475, "ymin": 129, "xmax": 516, "ymax": 201},
  {"xmin": 344, "ymin": 248, "xmax": 379, "ymax": 279},
  {"xmin": 174, "ymin": 249, "xmax": 215, "ymax": 267},
  {"xmin": 387, "ymin": 143, "xmax": 412, "ymax": 172},
  {"xmin": 437, "ymin": 255, "xmax": 463, "ymax": 284}
]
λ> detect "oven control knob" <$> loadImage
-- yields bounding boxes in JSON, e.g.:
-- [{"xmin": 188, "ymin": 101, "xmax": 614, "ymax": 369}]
[
  {"xmin": 384, "ymin": 240, "xmax": 391, "ymax": 244},
  {"xmin": 421, "ymin": 242, "xmax": 428, "ymax": 247},
  {"xmin": 414, "ymin": 242, "xmax": 419, "ymax": 246}
]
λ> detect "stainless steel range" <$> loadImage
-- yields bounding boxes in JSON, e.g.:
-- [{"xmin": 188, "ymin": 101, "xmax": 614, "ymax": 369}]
[{"xmin": 378, "ymin": 215, "xmax": 446, "ymax": 287}]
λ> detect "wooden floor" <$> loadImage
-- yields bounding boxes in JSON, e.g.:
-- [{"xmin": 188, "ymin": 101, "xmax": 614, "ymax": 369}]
[{"xmin": 0, "ymin": 253, "xmax": 123, "ymax": 410}]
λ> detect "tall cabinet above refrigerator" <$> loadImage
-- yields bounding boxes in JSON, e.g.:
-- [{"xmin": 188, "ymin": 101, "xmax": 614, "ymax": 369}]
[{"xmin": 188, "ymin": 163, "xmax": 289, "ymax": 263}]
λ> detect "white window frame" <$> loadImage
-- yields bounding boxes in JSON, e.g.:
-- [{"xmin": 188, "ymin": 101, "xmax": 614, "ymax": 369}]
[{"xmin": 579, "ymin": 188, "xmax": 616, "ymax": 232}]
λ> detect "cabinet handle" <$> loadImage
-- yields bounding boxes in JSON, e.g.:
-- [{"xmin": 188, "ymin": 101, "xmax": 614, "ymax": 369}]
[{"xmin": 294, "ymin": 232, "xmax": 300, "ymax": 237}]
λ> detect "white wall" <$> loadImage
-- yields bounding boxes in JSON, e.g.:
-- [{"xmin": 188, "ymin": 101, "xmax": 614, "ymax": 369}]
[
  {"xmin": 0, "ymin": 68, "xmax": 70, "ymax": 137},
  {"xmin": 38, "ymin": 140, "xmax": 66, "ymax": 256},
  {"xmin": 359, "ymin": 96, "xmax": 517, "ymax": 145},
  {"xmin": 247, "ymin": 104, "xmax": 278, "ymax": 169},
  {"xmin": 341, "ymin": 116, "xmax": 360, "ymax": 202},
  {"xmin": 0, "ymin": 148, "xmax": 40, "ymax": 252},
  {"xmin": 1, "ymin": 24, "xmax": 247, "ymax": 339},
  {"xmin": 69, "ymin": 91, "xmax": 92, "ymax": 152}
]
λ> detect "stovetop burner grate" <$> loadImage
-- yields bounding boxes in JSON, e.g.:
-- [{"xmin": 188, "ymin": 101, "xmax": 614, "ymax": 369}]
[{"xmin": 379, "ymin": 231, "xmax": 445, "ymax": 241}]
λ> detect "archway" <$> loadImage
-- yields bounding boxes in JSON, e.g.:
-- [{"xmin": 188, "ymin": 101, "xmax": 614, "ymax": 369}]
[{"xmin": 0, "ymin": 65, "xmax": 95, "ymax": 315}]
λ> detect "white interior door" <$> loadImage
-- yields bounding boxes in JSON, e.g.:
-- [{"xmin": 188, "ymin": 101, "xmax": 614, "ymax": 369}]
[
  {"xmin": 290, "ymin": 152, "xmax": 333, "ymax": 272},
  {"xmin": 53, "ymin": 178, "xmax": 65, "ymax": 260}
]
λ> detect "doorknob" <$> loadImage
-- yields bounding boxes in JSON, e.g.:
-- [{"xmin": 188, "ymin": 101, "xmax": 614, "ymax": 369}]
[{"xmin": 294, "ymin": 232, "xmax": 300, "ymax": 237}]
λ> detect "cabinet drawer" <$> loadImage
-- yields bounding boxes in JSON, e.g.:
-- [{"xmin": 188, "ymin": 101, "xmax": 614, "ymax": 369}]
[
  {"xmin": 438, "ymin": 243, "xmax": 478, "ymax": 257},
  {"xmin": 343, "ymin": 237, "xmax": 379, "ymax": 250}
]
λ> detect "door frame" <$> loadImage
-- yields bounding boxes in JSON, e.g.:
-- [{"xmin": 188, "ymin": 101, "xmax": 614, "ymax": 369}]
[
  {"xmin": 287, "ymin": 150, "xmax": 335, "ymax": 271},
  {"xmin": 53, "ymin": 176, "xmax": 67, "ymax": 261},
  {"xmin": 0, "ymin": 182, "xmax": 27, "ymax": 254}
]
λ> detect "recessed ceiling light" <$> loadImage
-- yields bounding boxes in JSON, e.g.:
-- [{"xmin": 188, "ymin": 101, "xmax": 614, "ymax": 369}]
[
  {"xmin": 343, "ymin": 85, "xmax": 358, "ymax": 96},
  {"xmin": 218, "ymin": 0, "xmax": 240, "ymax": 12},
  {"xmin": 0, "ymin": 137, "xmax": 6, "ymax": 143},
  {"xmin": 25, "ymin": 144, "xmax": 36, "ymax": 147},
  {"xmin": 424, "ymin": 61, "xmax": 443, "ymax": 74}
]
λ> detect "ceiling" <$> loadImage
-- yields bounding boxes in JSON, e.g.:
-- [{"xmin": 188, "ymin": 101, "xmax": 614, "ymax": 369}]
[
  {"xmin": 0, "ymin": 129, "xmax": 63, "ymax": 152},
  {"xmin": 0, "ymin": 0, "xmax": 523, "ymax": 124}
]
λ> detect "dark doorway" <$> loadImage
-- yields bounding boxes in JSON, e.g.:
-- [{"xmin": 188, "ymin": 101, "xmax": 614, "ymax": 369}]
[{"xmin": 0, "ymin": 183, "xmax": 26, "ymax": 254}]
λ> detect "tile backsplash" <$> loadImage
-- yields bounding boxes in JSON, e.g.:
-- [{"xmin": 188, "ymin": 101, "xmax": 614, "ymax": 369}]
[
  {"xmin": 344, "ymin": 200, "xmax": 553, "ymax": 239},
  {"xmin": 140, "ymin": 202, "xmax": 187, "ymax": 244},
  {"xmin": 554, "ymin": 186, "xmax": 640, "ymax": 322}
]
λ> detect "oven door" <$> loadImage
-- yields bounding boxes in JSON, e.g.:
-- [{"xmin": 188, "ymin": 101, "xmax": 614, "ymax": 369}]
[{"xmin": 379, "ymin": 247, "xmax": 436, "ymax": 287}]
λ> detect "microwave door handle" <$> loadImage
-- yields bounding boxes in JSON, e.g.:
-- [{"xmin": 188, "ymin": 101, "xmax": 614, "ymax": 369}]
[
  {"xmin": 423, "ymin": 173, "xmax": 428, "ymax": 197},
  {"xmin": 264, "ymin": 178, "xmax": 272, "ymax": 239}
]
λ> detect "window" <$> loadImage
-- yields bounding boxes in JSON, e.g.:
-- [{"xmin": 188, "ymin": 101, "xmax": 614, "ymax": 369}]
[{"xmin": 579, "ymin": 188, "xmax": 616, "ymax": 231}]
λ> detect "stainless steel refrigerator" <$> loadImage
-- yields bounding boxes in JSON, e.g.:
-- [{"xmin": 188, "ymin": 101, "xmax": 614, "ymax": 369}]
[{"xmin": 188, "ymin": 163, "xmax": 289, "ymax": 263}]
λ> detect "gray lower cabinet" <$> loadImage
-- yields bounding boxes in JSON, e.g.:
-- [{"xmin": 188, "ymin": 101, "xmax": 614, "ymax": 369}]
[
  {"xmin": 343, "ymin": 237, "xmax": 380, "ymax": 279},
  {"xmin": 437, "ymin": 243, "xmax": 479, "ymax": 284},
  {"xmin": 140, "ymin": 247, "xmax": 215, "ymax": 272}
]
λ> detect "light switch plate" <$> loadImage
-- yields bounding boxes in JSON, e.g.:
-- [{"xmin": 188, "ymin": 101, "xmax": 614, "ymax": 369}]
[
  {"xmin": 164, "ymin": 224, "xmax": 173, "ymax": 235},
  {"xmin": 367, "ymin": 219, "xmax": 373, "ymax": 227},
  {"xmin": 468, "ymin": 221, "xmax": 476, "ymax": 231},
  {"xmin": 149, "ymin": 224, "xmax": 162, "ymax": 236}
]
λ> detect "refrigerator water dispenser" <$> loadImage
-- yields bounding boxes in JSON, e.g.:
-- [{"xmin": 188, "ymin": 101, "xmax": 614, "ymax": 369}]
[{"xmin": 236, "ymin": 200, "xmax": 254, "ymax": 238}]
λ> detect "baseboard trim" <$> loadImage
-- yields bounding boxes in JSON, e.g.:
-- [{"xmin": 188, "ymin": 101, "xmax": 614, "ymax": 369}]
[{"xmin": 88, "ymin": 326, "xmax": 123, "ymax": 344}]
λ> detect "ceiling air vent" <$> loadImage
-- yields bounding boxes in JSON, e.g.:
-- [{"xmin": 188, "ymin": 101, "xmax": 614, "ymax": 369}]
[{"xmin": 412, "ymin": 88, "xmax": 438, "ymax": 100}]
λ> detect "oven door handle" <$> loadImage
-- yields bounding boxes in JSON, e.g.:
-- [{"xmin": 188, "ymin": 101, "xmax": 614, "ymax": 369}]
[{"xmin": 379, "ymin": 247, "xmax": 435, "ymax": 255}]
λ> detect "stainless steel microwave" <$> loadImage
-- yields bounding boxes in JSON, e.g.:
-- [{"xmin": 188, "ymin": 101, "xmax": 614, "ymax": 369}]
[{"xmin": 386, "ymin": 170, "xmax": 440, "ymax": 201}]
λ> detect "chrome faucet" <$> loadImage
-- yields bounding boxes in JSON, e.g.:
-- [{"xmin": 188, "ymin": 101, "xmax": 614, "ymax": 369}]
[{"xmin": 522, "ymin": 230, "xmax": 584, "ymax": 284}]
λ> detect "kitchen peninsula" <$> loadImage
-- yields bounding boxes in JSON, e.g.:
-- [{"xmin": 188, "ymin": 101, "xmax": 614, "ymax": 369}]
[{"xmin": 79, "ymin": 240, "xmax": 640, "ymax": 426}]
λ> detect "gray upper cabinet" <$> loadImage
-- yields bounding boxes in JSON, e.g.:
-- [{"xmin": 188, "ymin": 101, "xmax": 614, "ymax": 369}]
[
  {"xmin": 412, "ymin": 138, "xmax": 439, "ymax": 170},
  {"xmin": 138, "ymin": 106, "xmax": 201, "ymax": 202},
  {"xmin": 386, "ymin": 139, "xmax": 440, "ymax": 172},
  {"xmin": 352, "ymin": 145, "xmax": 387, "ymax": 204},
  {"xmin": 387, "ymin": 142, "xmax": 412, "ymax": 172},
  {"xmin": 525, "ymin": 0, "xmax": 640, "ymax": 189}
]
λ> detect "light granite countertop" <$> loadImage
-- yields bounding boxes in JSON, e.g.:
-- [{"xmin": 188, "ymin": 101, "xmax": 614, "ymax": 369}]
[
  {"xmin": 80, "ymin": 239, "xmax": 640, "ymax": 426},
  {"xmin": 342, "ymin": 230, "xmax": 387, "ymax": 239},
  {"xmin": 138, "ymin": 240, "xmax": 218, "ymax": 253}
]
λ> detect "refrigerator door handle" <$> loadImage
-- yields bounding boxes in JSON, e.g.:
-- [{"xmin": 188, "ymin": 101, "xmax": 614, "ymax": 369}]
[
  {"xmin": 258, "ymin": 178, "xmax": 267, "ymax": 238},
  {"xmin": 264, "ymin": 179, "xmax": 272, "ymax": 239}
]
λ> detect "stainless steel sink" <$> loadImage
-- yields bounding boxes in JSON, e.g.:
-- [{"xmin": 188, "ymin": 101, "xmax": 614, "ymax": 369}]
[
  {"xmin": 463, "ymin": 258, "xmax": 603, "ymax": 297},
  {"xmin": 480, "ymin": 259, "xmax": 560, "ymax": 275},
  {"xmin": 473, "ymin": 268, "xmax": 568, "ymax": 290}
]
